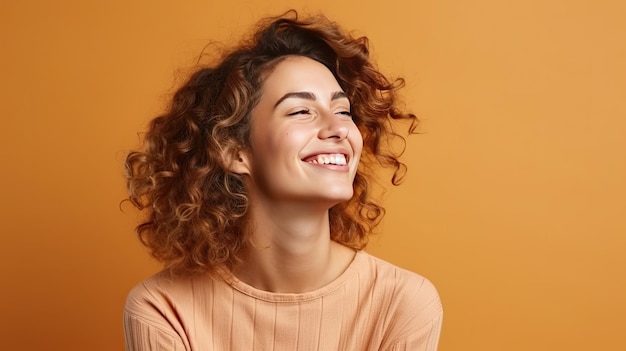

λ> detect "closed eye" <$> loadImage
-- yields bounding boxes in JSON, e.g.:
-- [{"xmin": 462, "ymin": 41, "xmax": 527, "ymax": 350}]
[
  {"xmin": 287, "ymin": 108, "xmax": 311, "ymax": 116},
  {"xmin": 336, "ymin": 110, "xmax": 352, "ymax": 119}
]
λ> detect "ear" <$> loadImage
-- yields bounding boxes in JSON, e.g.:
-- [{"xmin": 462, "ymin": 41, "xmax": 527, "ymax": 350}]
[{"xmin": 223, "ymin": 147, "xmax": 252, "ymax": 175}]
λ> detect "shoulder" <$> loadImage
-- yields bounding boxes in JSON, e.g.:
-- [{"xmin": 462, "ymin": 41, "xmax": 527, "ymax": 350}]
[
  {"xmin": 356, "ymin": 252, "xmax": 443, "ymax": 347},
  {"xmin": 125, "ymin": 271, "xmax": 189, "ymax": 315},
  {"xmin": 357, "ymin": 251, "xmax": 441, "ymax": 305},
  {"xmin": 124, "ymin": 270, "xmax": 218, "ymax": 335},
  {"xmin": 124, "ymin": 270, "xmax": 228, "ymax": 350},
  {"xmin": 123, "ymin": 271, "xmax": 204, "ymax": 350}
]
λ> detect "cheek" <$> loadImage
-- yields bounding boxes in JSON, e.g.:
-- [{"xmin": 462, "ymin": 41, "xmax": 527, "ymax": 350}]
[
  {"xmin": 254, "ymin": 132, "xmax": 297, "ymax": 168},
  {"xmin": 273, "ymin": 127, "xmax": 309, "ymax": 150},
  {"xmin": 350, "ymin": 125, "xmax": 364, "ymax": 153}
]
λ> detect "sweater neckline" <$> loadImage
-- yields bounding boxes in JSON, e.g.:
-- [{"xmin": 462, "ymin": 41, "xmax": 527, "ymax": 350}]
[{"xmin": 216, "ymin": 250, "xmax": 364, "ymax": 303}]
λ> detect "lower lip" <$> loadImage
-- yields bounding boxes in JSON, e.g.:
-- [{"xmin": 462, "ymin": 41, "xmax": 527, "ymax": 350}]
[{"xmin": 303, "ymin": 162, "xmax": 350, "ymax": 172}]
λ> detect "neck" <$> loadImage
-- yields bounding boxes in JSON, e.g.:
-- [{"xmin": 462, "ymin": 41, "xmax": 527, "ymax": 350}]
[{"xmin": 232, "ymin": 201, "xmax": 355, "ymax": 293}]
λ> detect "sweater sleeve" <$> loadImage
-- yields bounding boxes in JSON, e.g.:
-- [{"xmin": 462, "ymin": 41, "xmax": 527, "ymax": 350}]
[
  {"xmin": 385, "ymin": 312, "xmax": 443, "ymax": 351},
  {"xmin": 123, "ymin": 277, "xmax": 190, "ymax": 351},
  {"xmin": 123, "ymin": 310, "xmax": 187, "ymax": 351},
  {"xmin": 383, "ymin": 276, "xmax": 444, "ymax": 351}
]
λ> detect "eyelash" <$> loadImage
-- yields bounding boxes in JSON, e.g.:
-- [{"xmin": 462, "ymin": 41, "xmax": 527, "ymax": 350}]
[
  {"xmin": 287, "ymin": 109, "xmax": 311, "ymax": 116},
  {"xmin": 287, "ymin": 109, "xmax": 352, "ymax": 117}
]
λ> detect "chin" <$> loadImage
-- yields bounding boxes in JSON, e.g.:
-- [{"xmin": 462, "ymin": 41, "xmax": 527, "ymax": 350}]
[{"xmin": 321, "ymin": 190, "xmax": 354, "ymax": 204}]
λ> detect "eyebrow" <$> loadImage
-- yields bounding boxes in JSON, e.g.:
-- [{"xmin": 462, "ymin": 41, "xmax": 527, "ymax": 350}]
[{"xmin": 273, "ymin": 91, "xmax": 348, "ymax": 109}]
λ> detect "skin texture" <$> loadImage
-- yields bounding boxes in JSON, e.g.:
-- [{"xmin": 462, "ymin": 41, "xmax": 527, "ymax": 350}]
[{"xmin": 229, "ymin": 56, "xmax": 363, "ymax": 293}]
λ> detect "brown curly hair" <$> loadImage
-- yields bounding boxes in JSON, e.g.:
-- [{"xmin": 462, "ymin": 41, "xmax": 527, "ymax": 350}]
[{"xmin": 125, "ymin": 10, "xmax": 418, "ymax": 274}]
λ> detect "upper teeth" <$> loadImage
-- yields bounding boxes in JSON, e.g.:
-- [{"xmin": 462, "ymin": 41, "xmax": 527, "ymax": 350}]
[{"xmin": 307, "ymin": 154, "xmax": 347, "ymax": 165}]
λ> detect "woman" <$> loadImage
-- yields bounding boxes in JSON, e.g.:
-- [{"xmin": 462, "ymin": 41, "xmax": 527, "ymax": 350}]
[{"xmin": 124, "ymin": 11, "xmax": 442, "ymax": 351}]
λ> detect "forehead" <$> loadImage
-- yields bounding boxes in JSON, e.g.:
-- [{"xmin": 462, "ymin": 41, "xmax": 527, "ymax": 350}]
[{"xmin": 259, "ymin": 56, "xmax": 343, "ymax": 97}]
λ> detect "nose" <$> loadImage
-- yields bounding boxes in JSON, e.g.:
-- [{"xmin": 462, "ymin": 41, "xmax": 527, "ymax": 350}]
[{"xmin": 317, "ymin": 111, "xmax": 349, "ymax": 140}]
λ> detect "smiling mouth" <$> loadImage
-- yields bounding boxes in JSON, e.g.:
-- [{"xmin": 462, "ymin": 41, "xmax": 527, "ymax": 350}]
[{"xmin": 303, "ymin": 153, "xmax": 348, "ymax": 165}]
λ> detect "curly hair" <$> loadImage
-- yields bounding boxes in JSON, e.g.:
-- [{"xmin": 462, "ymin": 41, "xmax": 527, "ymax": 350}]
[{"xmin": 125, "ymin": 10, "xmax": 418, "ymax": 274}]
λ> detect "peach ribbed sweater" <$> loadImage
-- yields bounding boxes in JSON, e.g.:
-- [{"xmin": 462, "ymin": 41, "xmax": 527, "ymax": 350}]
[{"xmin": 124, "ymin": 251, "xmax": 442, "ymax": 350}]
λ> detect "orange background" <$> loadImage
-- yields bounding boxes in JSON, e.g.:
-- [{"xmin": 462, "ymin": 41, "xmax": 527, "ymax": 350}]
[{"xmin": 2, "ymin": 0, "xmax": 625, "ymax": 350}]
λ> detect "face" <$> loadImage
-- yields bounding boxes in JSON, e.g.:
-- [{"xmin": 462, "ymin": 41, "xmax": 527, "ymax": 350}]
[{"xmin": 237, "ymin": 56, "xmax": 363, "ymax": 208}]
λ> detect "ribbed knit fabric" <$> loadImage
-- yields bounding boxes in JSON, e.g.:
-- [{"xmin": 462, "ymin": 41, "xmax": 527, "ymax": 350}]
[{"xmin": 124, "ymin": 250, "xmax": 443, "ymax": 351}]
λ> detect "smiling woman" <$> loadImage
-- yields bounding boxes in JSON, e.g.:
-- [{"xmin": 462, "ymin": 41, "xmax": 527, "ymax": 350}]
[
  {"xmin": 237, "ymin": 56, "xmax": 363, "ymax": 208},
  {"xmin": 123, "ymin": 10, "xmax": 442, "ymax": 351}
]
